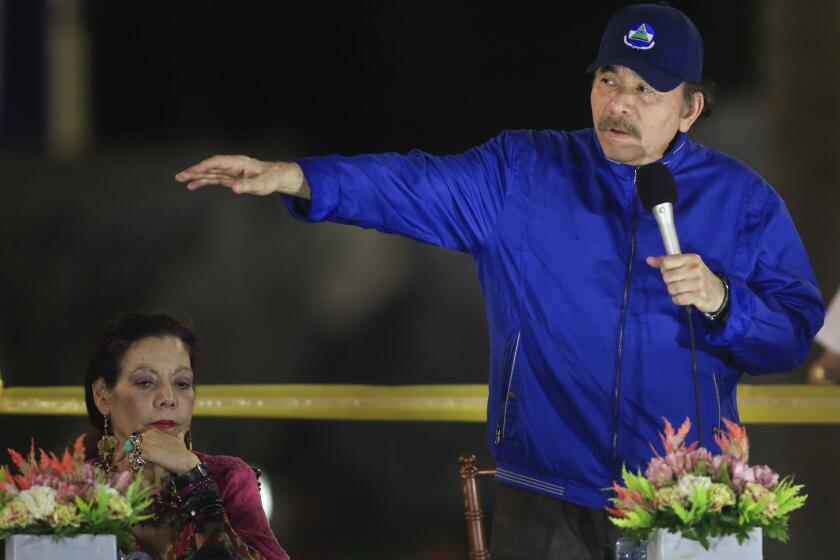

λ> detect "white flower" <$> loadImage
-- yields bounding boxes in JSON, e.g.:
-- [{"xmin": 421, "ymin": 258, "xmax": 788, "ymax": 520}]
[
  {"xmin": 95, "ymin": 483, "xmax": 119, "ymax": 497},
  {"xmin": 18, "ymin": 485, "xmax": 57, "ymax": 520},
  {"xmin": 676, "ymin": 475, "xmax": 712, "ymax": 498}
]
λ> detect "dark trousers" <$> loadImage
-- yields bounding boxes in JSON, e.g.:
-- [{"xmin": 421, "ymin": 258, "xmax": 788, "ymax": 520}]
[{"xmin": 490, "ymin": 483, "xmax": 621, "ymax": 560}]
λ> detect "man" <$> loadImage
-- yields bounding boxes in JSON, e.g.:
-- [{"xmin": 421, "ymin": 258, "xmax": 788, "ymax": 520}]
[{"xmin": 176, "ymin": 4, "xmax": 823, "ymax": 559}]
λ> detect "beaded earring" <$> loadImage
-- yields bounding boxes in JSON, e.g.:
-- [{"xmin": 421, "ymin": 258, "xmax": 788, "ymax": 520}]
[
  {"xmin": 185, "ymin": 430, "xmax": 193, "ymax": 451},
  {"xmin": 97, "ymin": 414, "xmax": 119, "ymax": 472}
]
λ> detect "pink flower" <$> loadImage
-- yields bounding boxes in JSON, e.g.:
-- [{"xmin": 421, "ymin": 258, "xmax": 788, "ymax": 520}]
[
  {"xmin": 752, "ymin": 465, "xmax": 779, "ymax": 489},
  {"xmin": 688, "ymin": 448, "xmax": 713, "ymax": 473},
  {"xmin": 664, "ymin": 451, "xmax": 690, "ymax": 478},
  {"xmin": 731, "ymin": 460, "xmax": 756, "ymax": 492},
  {"xmin": 645, "ymin": 457, "xmax": 674, "ymax": 488},
  {"xmin": 110, "ymin": 470, "xmax": 133, "ymax": 494},
  {"xmin": 711, "ymin": 454, "xmax": 733, "ymax": 480}
]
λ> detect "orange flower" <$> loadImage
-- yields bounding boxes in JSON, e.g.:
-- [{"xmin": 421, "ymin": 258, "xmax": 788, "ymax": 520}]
[
  {"xmin": 714, "ymin": 417, "xmax": 750, "ymax": 463},
  {"xmin": 657, "ymin": 417, "xmax": 693, "ymax": 455},
  {"xmin": 72, "ymin": 434, "xmax": 86, "ymax": 462},
  {"xmin": 12, "ymin": 470, "xmax": 35, "ymax": 491},
  {"xmin": 7, "ymin": 446, "xmax": 30, "ymax": 474}
]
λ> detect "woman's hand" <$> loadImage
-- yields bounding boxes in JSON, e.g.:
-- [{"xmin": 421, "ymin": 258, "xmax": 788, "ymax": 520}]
[{"xmin": 114, "ymin": 428, "xmax": 200, "ymax": 475}]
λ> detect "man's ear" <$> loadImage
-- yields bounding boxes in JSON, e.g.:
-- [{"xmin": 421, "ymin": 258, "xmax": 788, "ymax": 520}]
[
  {"xmin": 92, "ymin": 378, "xmax": 111, "ymax": 416},
  {"xmin": 679, "ymin": 89, "xmax": 704, "ymax": 133}
]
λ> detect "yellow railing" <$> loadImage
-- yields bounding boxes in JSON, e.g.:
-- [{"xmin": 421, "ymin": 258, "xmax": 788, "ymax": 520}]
[{"xmin": 0, "ymin": 382, "xmax": 838, "ymax": 423}]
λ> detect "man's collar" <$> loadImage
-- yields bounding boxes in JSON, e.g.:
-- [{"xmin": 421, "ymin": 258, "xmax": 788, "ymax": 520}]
[{"xmin": 593, "ymin": 130, "xmax": 690, "ymax": 179}]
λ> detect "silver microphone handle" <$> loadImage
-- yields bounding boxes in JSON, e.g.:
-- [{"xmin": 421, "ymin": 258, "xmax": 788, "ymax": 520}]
[{"xmin": 652, "ymin": 203, "xmax": 681, "ymax": 255}]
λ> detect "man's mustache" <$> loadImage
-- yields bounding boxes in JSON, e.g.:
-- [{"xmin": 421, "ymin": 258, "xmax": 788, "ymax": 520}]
[{"xmin": 597, "ymin": 116, "xmax": 641, "ymax": 140}]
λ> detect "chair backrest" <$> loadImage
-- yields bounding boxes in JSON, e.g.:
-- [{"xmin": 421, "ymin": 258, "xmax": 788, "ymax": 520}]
[{"xmin": 458, "ymin": 454, "xmax": 496, "ymax": 560}]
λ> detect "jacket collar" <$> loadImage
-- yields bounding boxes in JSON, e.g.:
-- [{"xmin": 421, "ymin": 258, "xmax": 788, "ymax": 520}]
[{"xmin": 591, "ymin": 129, "xmax": 691, "ymax": 180}]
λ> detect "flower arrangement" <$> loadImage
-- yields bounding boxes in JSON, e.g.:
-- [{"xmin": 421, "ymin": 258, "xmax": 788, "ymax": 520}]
[
  {"xmin": 608, "ymin": 417, "xmax": 807, "ymax": 549},
  {"xmin": 0, "ymin": 435, "xmax": 152, "ymax": 547}
]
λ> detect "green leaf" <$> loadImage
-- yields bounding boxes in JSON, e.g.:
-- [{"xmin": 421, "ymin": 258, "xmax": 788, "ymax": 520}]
[
  {"xmin": 671, "ymin": 502, "xmax": 693, "ymax": 525},
  {"xmin": 718, "ymin": 462, "xmax": 732, "ymax": 486}
]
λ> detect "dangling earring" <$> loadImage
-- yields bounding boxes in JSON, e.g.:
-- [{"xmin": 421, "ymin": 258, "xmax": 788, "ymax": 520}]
[
  {"xmin": 185, "ymin": 430, "xmax": 193, "ymax": 451},
  {"xmin": 97, "ymin": 414, "xmax": 118, "ymax": 472}
]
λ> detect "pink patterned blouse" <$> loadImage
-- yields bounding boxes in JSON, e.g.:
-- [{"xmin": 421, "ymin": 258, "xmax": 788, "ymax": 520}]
[{"xmin": 163, "ymin": 451, "xmax": 291, "ymax": 560}]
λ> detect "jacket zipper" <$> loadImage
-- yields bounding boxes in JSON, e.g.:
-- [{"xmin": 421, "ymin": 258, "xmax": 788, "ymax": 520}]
[
  {"xmin": 495, "ymin": 331, "xmax": 521, "ymax": 444},
  {"xmin": 612, "ymin": 169, "xmax": 640, "ymax": 465}
]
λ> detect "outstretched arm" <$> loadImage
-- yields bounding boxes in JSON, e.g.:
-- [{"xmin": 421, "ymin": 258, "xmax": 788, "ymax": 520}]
[
  {"xmin": 175, "ymin": 132, "xmax": 524, "ymax": 254},
  {"xmin": 176, "ymin": 155, "xmax": 311, "ymax": 199}
]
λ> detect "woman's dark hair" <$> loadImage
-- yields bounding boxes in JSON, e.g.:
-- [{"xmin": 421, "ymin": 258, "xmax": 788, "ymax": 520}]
[
  {"xmin": 683, "ymin": 80, "xmax": 716, "ymax": 120},
  {"xmin": 84, "ymin": 313, "xmax": 199, "ymax": 432}
]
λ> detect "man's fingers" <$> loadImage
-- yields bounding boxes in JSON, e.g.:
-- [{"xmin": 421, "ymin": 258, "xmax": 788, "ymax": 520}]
[
  {"xmin": 647, "ymin": 256, "xmax": 691, "ymax": 281},
  {"xmin": 661, "ymin": 267, "xmax": 695, "ymax": 284},
  {"xmin": 186, "ymin": 176, "xmax": 238, "ymax": 191},
  {"xmin": 657, "ymin": 255, "xmax": 687, "ymax": 270},
  {"xmin": 176, "ymin": 155, "xmax": 257, "ymax": 181},
  {"xmin": 647, "ymin": 252, "xmax": 720, "ymax": 309},
  {"xmin": 186, "ymin": 155, "xmax": 246, "ymax": 175},
  {"xmin": 649, "ymin": 253, "xmax": 705, "ymax": 268},
  {"xmin": 176, "ymin": 157, "xmax": 226, "ymax": 179},
  {"xmin": 671, "ymin": 294, "xmax": 694, "ymax": 306},
  {"xmin": 186, "ymin": 173, "xmax": 265, "ymax": 193},
  {"xmin": 665, "ymin": 278, "xmax": 702, "ymax": 297},
  {"xmin": 646, "ymin": 256, "xmax": 664, "ymax": 269}
]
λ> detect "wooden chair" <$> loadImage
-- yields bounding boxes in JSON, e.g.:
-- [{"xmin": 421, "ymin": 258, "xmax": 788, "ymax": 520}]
[{"xmin": 458, "ymin": 454, "xmax": 497, "ymax": 560}]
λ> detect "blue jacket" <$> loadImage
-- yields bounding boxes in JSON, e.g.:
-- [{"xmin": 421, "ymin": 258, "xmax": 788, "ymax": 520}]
[{"xmin": 287, "ymin": 128, "xmax": 823, "ymax": 509}]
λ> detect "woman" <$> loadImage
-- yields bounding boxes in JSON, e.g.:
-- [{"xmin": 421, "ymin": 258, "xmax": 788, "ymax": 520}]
[{"xmin": 85, "ymin": 312, "xmax": 290, "ymax": 560}]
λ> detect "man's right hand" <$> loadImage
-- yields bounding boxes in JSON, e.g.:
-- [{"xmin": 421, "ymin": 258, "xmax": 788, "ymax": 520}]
[{"xmin": 175, "ymin": 155, "xmax": 311, "ymax": 199}]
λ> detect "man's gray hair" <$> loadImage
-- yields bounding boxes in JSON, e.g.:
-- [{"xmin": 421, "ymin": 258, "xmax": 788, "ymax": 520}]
[{"xmin": 683, "ymin": 81, "xmax": 716, "ymax": 119}]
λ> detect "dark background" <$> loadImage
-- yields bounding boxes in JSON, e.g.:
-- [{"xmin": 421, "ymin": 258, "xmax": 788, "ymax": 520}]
[{"xmin": 1, "ymin": 1, "xmax": 838, "ymax": 558}]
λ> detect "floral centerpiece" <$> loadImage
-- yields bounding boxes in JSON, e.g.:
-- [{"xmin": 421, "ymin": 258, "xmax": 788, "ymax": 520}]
[
  {"xmin": 608, "ymin": 417, "xmax": 807, "ymax": 551},
  {"xmin": 0, "ymin": 435, "xmax": 152, "ymax": 548}
]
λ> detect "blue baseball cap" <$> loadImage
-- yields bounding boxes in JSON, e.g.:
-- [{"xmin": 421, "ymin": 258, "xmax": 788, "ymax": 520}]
[{"xmin": 586, "ymin": 2, "xmax": 703, "ymax": 92}]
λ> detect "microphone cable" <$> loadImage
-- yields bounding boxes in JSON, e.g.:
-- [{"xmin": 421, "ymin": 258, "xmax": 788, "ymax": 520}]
[
  {"xmin": 636, "ymin": 162, "xmax": 704, "ymax": 448},
  {"xmin": 685, "ymin": 306, "xmax": 703, "ymax": 448}
]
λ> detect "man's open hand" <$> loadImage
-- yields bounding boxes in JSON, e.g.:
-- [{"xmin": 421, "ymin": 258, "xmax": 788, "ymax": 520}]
[{"xmin": 175, "ymin": 155, "xmax": 310, "ymax": 198}]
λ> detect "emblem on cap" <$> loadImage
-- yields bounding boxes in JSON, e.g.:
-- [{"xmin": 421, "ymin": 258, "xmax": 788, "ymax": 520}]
[{"xmin": 623, "ymin": 23, "xmax": 655, "ymax": 50}]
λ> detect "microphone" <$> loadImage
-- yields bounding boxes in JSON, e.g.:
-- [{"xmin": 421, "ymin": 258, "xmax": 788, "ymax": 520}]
[
  {"xmin": 636, "ymin": 163, "xmax": 680, "ymax": 255},
  {"xmin": 636, "ymin": 162, "xmax": 704, "ymax": 446}
]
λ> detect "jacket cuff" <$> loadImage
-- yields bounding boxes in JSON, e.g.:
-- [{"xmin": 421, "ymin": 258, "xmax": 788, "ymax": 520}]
[
  {"xmin": 704, "ymin": 274, "xmax": 750, "ymax": 346},
  {"xmin": 281, "ymin": 157, "xmax": 341, "ymax": 222}
]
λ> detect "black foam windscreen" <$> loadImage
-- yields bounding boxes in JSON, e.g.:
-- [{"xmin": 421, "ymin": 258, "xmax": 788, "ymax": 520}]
[{"xmin": 636, "ymin": 163, "xmax": 678, "ymax": 212}]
